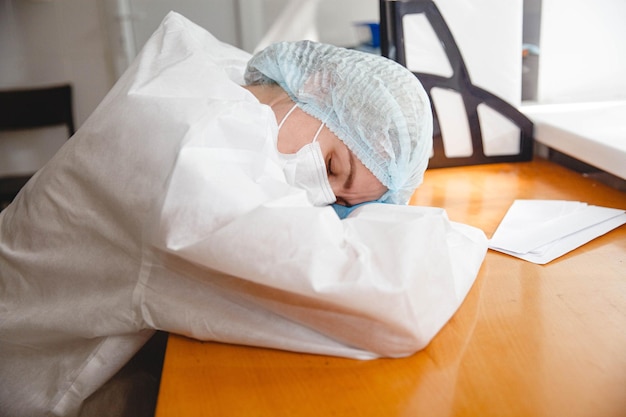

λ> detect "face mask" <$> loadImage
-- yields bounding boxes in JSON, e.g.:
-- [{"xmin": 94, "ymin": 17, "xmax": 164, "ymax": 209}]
[{"xmin": 277, "ymin": 104, "xmax": 336, "ymax": 206}]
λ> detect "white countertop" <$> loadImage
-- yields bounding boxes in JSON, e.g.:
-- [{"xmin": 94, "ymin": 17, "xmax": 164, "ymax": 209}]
[{"xmin": 521, "ymin": 100, "xmax": 626, "ymax": 180}]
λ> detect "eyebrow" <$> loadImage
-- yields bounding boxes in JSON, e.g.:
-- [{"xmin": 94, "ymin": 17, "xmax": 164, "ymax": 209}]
[{"xmin": 343, "ymin": 150, "xmax": 355, "ymax": 190}]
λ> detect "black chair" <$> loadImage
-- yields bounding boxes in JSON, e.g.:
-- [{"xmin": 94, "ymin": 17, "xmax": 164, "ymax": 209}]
[
  {"xmin": 0, "ymin": 84, "xmax": 75, "ymax": 209},
  {"xmin": 379, "ymin": 0, "xmax": 533, "ymax": 168}
]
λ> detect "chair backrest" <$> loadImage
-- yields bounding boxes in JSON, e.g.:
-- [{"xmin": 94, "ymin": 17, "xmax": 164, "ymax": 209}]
[
  {"xmin": 0, "ymin": 84, "xmax": 75, "ymax": 209},
  {"xmin": 379, "ymin": 0, "xmax": 533, "ymax": 168},
  {"xmin": 0, "ymin": 84, "xmax": 75, "ymax": 135}
]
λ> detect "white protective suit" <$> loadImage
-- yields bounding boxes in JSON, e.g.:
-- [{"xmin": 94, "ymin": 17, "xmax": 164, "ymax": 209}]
[{"xmin": 0, "ymin": 12, "xmax": 487, "ymax": 417}]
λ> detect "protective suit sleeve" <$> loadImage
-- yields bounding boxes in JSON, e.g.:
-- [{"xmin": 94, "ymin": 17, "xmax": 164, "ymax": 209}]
[
  {"xmin": 148, "ymin": 121, "xmax": 487, "ymax": 358},
  {"xmin": 152, "ymin": 198, "xmax": 486, "ymax": 358}
]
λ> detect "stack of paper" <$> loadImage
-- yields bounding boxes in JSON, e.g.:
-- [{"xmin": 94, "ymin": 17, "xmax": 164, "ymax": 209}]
[{"xmin": 489, "ymin": 200, "xmax": 626, "ymax": 264}]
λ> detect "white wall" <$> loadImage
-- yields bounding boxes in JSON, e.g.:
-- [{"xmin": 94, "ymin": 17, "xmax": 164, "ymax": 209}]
[
  {"xmin": 250, "ymin": 0, "xmax": 378, "ymax": 52},
  {"xmin": 0, "ymin": 0, "xmax": 114, "ymax": 175},
  {"xmin": 0, "ymin": 0, "xmax": 248, "ymax": 176},
  {"xmin": 14, "ymin": 0, "xmax": 614, "ymax": 177},
  {"xmin": 537, "ymin": 0, "xmax": 626, "ymax": 103},
  {"xmin": 1, "ymin": 0, "xmax": 380, "ymax": 177}
]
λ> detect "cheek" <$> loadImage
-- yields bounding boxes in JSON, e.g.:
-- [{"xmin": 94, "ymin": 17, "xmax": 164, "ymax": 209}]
[
  {"xmin": 349, "ymin": 169, "xmax": 388, "ymax": 202},
  {"xmin": 328, "ymin": 177, "xmax": 343, "ymax": 195},
  {"xmin": 277, "ymin": 130, "xmax": 311, "ymax": 153},
  {"xmin": 276, "ymin": 116, "xmax": 323, "ymax": 153}
]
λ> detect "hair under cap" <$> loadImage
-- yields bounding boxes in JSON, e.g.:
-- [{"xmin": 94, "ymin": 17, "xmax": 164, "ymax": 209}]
[{"xmin": 244, "ymin": 40, "xmax": 433, "ymax": 204}]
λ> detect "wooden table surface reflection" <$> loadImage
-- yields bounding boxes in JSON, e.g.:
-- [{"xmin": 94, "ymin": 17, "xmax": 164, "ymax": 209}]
[{"xmin": 155, "ymin": 159, "xmax": 626, "ymax": 417}]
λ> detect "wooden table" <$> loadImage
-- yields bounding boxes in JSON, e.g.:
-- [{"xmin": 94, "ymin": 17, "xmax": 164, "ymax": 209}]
[{"xmin": 155, "ymin": 159, "xmax": 626, "ymax": 417}]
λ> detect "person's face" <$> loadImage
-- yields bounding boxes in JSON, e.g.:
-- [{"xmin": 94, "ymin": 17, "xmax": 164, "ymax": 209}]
[{"xmin": 276, "ymin": 105, "xmax": 387, "ymax": 207}]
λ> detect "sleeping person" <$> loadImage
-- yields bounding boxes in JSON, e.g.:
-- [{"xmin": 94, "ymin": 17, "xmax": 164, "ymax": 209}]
[{"xmin": 0, "ymin": 12, "xmax": 487, "ymax": 417}]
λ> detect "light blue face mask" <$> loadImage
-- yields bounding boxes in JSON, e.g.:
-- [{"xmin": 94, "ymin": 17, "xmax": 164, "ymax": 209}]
[{"xmin": 277, "ymin": 103, "xmax": 336, "ymax": 207}]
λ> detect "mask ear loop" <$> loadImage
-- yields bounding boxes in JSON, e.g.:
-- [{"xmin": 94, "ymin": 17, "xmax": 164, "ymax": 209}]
[
  {"xmin": 277, "ymin": 103, "xmax": 299, "ymax": 130},
  {"xmin": 311, "ymin": 122, "xmax": 325, "ymax": 143},
  {"xmin": 278, "ymin": 101, "xmax": 325, "ymax": 144}
]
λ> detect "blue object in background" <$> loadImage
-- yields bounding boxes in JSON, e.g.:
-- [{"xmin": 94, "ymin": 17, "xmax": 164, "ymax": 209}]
[{"xmin": 354, "ymin": 22, "xmax": 380, "ymax": 48}]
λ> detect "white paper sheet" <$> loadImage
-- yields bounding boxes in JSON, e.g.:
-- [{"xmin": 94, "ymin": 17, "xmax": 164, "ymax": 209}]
[{"xmin": 489, "ymin": 199, "xmax": 626, "ymax": 264}]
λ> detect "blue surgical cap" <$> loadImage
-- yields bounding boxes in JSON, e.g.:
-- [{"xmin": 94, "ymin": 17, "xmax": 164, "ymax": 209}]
[{"xmin": 244, "ymin": 40, "xmax": 433, "ymax": 205}]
